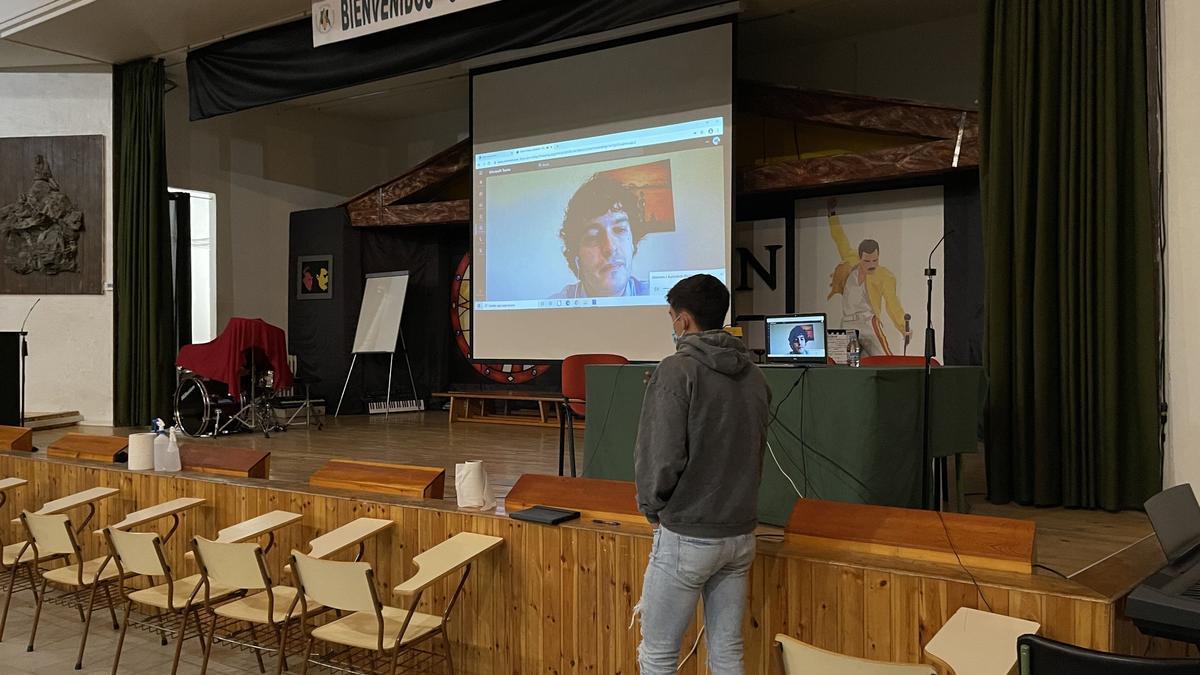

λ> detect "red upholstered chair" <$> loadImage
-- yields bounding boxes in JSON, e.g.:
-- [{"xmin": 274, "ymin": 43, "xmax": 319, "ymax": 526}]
[
  {"xmin": 860, "ymin": 355, "xmax": 941, "ymax": 367},
  {"xmin": 560, "ymin": 354, "xmax": 629, "ymax": 476}
]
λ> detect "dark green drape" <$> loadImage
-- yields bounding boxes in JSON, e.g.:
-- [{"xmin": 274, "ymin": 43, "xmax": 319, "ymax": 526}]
[
  {"xmin": 114, "ymin": 59, "xmax": 175, "ymax": 427},
  {"xmin": 982, "ymin": 0, "xmax": 1160, "ymax": 509}
]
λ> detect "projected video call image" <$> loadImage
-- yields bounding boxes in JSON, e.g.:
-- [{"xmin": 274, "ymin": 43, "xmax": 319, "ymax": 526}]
[
  {"xmin": 766, "ymin": 317, "xmax": 827, "ymax": 359},
  {"xmin": 475, "ymin": 124, "xmax": 728, "ymax": 310}
]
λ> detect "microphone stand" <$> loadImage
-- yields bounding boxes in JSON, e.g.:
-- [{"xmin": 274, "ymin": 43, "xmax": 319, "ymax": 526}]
[{"xmin": 922, "ymin": 236, "xmax": 945, "ymax": 511}]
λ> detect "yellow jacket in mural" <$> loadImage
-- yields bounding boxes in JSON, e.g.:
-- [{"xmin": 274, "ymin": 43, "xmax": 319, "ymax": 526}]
[{"xmin": 826, "ymin": 213, "xmax": 907, "ymax": 334}]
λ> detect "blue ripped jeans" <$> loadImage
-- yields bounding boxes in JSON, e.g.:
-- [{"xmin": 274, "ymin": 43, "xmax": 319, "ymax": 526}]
[{"xmin": 636, "ymin": 526, "xmax": 756, "ymax": 675}]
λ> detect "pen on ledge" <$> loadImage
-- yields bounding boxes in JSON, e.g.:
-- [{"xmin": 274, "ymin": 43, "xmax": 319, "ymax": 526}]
[{"xmin": 591, "ymin": 519, "xmax": 621, "ymax": 527}]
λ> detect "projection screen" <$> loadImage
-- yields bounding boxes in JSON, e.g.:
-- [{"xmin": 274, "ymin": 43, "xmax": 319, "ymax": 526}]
[{"xmin": 470, "ymin": 22, "xmax": 733, "ymax": 361}]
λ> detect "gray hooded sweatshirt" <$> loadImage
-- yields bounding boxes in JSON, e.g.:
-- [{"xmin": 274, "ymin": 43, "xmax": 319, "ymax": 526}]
[{"xmin": 634, "ymin": 330, "xmax": 771, "ymax": 538}]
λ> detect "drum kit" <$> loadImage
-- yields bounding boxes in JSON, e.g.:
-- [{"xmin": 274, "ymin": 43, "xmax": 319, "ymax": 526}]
[{"xmin": 173, "ymin": 370, "xmax": 280, "ymax": 438}]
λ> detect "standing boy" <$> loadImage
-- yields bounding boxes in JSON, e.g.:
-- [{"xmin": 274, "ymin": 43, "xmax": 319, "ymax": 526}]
[{"xmin": 634, "ymin": 273, "xmax": 771, "ymax": 674}]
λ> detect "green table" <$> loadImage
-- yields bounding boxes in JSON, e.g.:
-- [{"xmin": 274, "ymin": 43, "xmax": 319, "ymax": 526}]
[{"xmin": 582, "ymin": 364, "xmax": 986, "ymax": 526}]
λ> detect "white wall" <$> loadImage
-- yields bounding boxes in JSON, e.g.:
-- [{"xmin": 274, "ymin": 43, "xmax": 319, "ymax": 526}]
[
  {"xmin": 0, "ymin": 67, "xmax": 114, "ymax": 423},
  {"xmin": 739, "ymin": 12, "xmax": 981, "ymax": 109},
  {"xmin": 164, "ymin": 70, "xmax": 468, "ymax": 336},
  {"xmin": 1162, "ymin": 0, "xmax": 1200, "ymax": 489}
]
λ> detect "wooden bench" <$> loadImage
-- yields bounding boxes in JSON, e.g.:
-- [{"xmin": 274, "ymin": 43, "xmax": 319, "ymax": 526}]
[
  {"xmin": 179, "ymin": 444, "xmax": 271, "ymax": 479},
  {"xmin": 434, "ymin": 390, "xmax": 583, "ymax": 429},
  {"xmin": 309, "ymin": 459, "xmax": 445, "ymax": 499}
]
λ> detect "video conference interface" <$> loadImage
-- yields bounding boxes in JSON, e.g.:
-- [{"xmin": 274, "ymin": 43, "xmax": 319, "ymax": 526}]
[{"xmin": 766, "ymin": 314, "xmax": 828, "ymax": 360}]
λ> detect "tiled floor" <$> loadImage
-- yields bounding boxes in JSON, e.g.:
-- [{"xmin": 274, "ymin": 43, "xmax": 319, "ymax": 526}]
[{"xmin": 0, "ymin": 589, "xmax": 270, "ymax": 674}]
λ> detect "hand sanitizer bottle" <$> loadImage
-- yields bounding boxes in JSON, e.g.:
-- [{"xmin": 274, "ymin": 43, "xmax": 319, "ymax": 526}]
[
  {"xmin": 162, "ymin": 426, "xmax": 182, "ymax": 472},
  {"xmin": 153, "ymin": 430, "xmax": 168, "ymax": 471}
]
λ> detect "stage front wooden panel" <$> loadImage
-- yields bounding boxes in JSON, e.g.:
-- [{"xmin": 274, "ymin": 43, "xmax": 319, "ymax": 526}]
[
  {"xmin": 0, "ymin": 453, "xmax": 1188, "ymax": 674},
  {"xmin": 45, "ymin": 433, "xmax": 127, "ymax": 463},
  {"xmin": 786, "ymin": 499, "xmax": 1036, "ymax": 574},
  {"xmin": 0, "ymin": 425, "xmax": 33, "ymax": 452},
  {"xmin": 309, "ymin": 459, "xmax": 445, "ymax": 499}
]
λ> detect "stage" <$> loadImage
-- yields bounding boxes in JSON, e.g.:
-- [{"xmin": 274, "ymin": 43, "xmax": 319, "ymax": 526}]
[
  {"xmin": 0, "ymin": 414, "xmax": 1188, "ymax": 672},
  {"xmin": 27, "ymin": 414, "xmax": 1153, "ymax": 579}
]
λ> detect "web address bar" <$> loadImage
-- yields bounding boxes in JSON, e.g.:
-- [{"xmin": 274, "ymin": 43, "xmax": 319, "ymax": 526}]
[{"xmin": 476, "ymin": 117, "xmax": 724, "ymax": 169}]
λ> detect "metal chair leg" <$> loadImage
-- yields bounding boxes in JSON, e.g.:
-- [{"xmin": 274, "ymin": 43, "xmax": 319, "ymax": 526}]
[
  {"xmin": 75, "ymin": 580, "xmax": 103, "ymax": 669},
  {"xmin": 110, "ymin": 600, "xmax": 132, "ymax": 675},
  {"xmin": 199, "ymin": 610, "xmax": 217, "ymax": 675},
  {"xmin": 103, "ymin": 582, "xmax": 119, "ymax": 629},
  {"xmin": 0, "ymin": 563, "xmax": 20, "ymax": 642},
  {"xmin": 558, "ymin": 403, "xmax": 566, "ymax": 477},
  {"xmin": 274, "ymin": 622, "xmax": 290, "ymax": 675},
  {"xmin": 250, "ymin": 622, "xmax": 267, "ymax": 673},
  {"xmin": 170, "ymin": 607, "xmax": 191, "ymax": 675},
  {"xmin": 442, "ymin": 629, "xmax": 456, "ymax": 674},
  {"xmin": 298, "ymin": 635, "xmax": 313, "ymax": 675},
  {"xmin": 26, "ymin": 575, "xmax": 48, "ymax": 652},
  {"xmin": 567, "ymin": 407, "xmax": 578, "ymax": 477}
]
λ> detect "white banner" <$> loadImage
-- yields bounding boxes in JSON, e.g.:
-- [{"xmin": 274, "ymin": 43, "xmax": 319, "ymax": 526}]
[{"xmin": 312, "ymin": 0, "xmax": 500, "ymax": 47}]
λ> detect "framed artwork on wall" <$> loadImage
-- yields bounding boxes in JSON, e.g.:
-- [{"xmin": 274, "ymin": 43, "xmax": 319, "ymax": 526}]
[
  {"xmin": 0, "ymin": 135, "xmax": 104, "ymax": 294},
  {"xmin": 296, "ymin": 255, "xmax": 333, "ymax": 300}
]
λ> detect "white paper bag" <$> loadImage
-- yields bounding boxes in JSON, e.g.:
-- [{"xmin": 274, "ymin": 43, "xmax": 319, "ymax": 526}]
[
  {"xmin": 128, "ymin": 432, "xmax": 156, "ymax": 471},
  {"xmin": 455, "ymin": 460, "xmax": 496, "ymax": 510}
]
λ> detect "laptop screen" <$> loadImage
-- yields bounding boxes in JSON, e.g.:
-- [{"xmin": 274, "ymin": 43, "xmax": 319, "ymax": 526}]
[{"xmin": 765, "ymin": 314, "xmax": 827, "ymax": 363}]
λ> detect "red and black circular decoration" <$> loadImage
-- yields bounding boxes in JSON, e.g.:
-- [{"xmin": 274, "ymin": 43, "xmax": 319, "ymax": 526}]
[{"xmin": 450, "ymin": 253, "xmax": 545, "ymax": 384}]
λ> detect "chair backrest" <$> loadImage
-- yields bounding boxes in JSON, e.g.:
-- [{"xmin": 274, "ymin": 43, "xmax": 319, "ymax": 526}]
[
  {"xmin": 193, "ymin": 537, "xmax": 269, "ymax": 590},
  {"xmin": 105, "ymin": 528, "xmax": 169, "ymax": 577},
  {"xmin": 393, "ymin": 532, "xmax": 503, "ymax": 598},
  {"xmin": 290, "ymin": 551, "xmax": 379, "ymax": 614},
  {"xmin": 561, "ymin": 353, "xmax": 629, "ymax": 413},
  {"xmin": 860, "ymin": 355, "xmax": 940, "ymax": 367},
  {"xmin": 21, "ymin": 511, "xmax": 78, "ymax": 558},
  {"xmin": 775, "ymin": 634, "xmax": 935, "ymax": 675},
  {"xmin": 1018, "ymin": 634, "xmax": 1200, "ymax": 674}
]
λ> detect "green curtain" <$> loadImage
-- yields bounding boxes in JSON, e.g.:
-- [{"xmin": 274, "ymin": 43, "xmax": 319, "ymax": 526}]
[
  {"xmin": 113, "ymin": 59, "xmax": 175, "ymax": 427},
  {"xmin": 981, "ymin": 0, "xmax": 1160, "ymax": 509}
]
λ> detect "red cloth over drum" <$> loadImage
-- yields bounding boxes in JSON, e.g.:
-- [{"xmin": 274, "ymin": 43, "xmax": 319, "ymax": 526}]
[{"xmin": 177, "ymin": 317, "xmax": 293, "ymax": 397}]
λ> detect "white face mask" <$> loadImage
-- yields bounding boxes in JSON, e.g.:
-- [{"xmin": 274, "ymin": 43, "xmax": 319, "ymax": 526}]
[{"xmin": 671, "ymin": 314, "xmax": 685, "ymax": 345}]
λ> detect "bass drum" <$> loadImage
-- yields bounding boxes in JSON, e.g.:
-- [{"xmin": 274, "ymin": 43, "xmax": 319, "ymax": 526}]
[{"xmin": 174, "ymin": 375, "xmax": 241, "ymax": 437}]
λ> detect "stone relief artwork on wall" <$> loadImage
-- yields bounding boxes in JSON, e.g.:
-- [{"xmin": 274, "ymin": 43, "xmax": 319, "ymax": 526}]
[
  {"xmin": 0, "ymin": 156, "xmax": 84, "ymax": 276},
  {"xmin": 0, "ymin": 135, "xmax": 103, "ymax": 294}
]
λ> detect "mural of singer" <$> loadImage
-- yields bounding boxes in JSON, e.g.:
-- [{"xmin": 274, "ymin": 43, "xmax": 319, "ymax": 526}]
[{"xmin": 825, "ymin": 197, "xmax": 911, "ymax": 355}]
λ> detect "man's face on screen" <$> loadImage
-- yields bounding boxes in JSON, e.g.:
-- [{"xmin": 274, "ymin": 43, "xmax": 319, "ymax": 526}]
[
  {"xmin": 790, "ymin": 336, "xmax": 805, "ymax": 353},
  {"xmin": 577, "ymin": 209, "xmax": 634, "ymax": 296}
]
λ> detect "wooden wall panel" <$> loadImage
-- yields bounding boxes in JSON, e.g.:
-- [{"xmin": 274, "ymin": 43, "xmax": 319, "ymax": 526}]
[{"xmin": 0, "ymin": 455, "xmax": 1183, "ymax": 674}]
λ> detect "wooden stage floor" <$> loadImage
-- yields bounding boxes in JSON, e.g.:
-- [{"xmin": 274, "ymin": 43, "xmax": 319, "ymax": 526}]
[{"xmin": 33, "ymin": 412, "xmax": 1153, "ymax": 579}]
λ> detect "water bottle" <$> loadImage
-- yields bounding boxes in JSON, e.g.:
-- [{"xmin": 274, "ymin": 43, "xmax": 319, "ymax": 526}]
[
  {"xmin": 153, "ymin": 431, "xmax": 169, "ymax": 471},
  {"xmin": 847, "ymin": 331, "xmax": 861, "ymax": 368},
  {"xmin": 162, "ymin": 427, "xmax": 182, "ymax": 472}
]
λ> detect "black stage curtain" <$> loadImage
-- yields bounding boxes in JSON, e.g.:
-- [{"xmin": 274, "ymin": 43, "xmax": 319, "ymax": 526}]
[
  {"xmin": 944, "ymin": 173, "xmax": 984, "ymax": 366},
  {"xmin": 187, "ymin": 0, "xmax": 726, "ymax": 120},
  {"xmin": 981, "ymin": 0, "xmax": 1160, "ymax": 509},
  {"xmin": 357, "ymin": 227, "xmax": 468, "ymax": 405},
  {"xmin": 113, "ymin": 59, "xmax": 175, "ymax": 426},
  {"xmin": 288, "ymin": 208, "xmax": 469, "ymax": 413},
  {"xmin": 168, "ymin": 192, "xmax": 192, "ymax": 351}
]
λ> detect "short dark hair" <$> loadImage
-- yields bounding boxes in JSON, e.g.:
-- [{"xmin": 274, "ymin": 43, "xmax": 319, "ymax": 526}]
[
  {"xmin": 789, "ymin": 325, "xmax": 807, "ymax": 343},
  {"xmin": 666, "ymin": 274, "xmax": 728, "ymax": 331},
  {"xmin": 858, "ymin": 239, "xmax": 880, "ymax": 257},
  {"xmin": 559, "ymin": 174, "xmax": 645, "ymax": 277}
]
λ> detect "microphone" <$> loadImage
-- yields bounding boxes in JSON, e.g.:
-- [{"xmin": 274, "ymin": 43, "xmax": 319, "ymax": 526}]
[
  {"xmin": 903, "ymin": 313, "xmax": 912, "ymax": 354},
  {"xmin": 20, "ymin": 298, "xmax": 40, "ymax": 333},
  {"xmin": 926, "ymin": 230, "xmax": 954, "ymax": 275}
]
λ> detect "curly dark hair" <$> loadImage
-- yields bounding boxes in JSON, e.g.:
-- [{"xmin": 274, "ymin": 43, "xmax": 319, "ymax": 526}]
[{"xmin": 558, "ymin": 174, "xmax": 645, "ymax": 277}]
